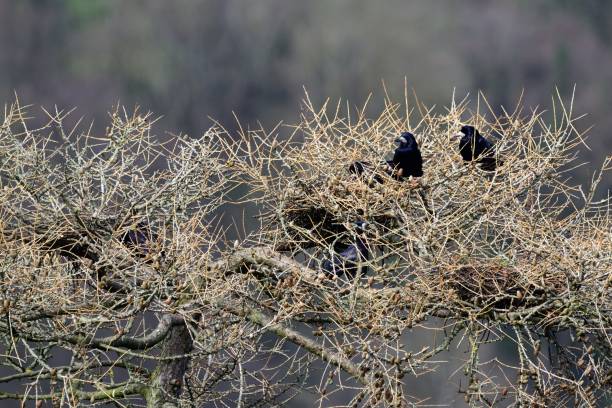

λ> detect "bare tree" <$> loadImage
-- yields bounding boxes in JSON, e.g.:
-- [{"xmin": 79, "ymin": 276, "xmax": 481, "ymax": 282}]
[{"xmin": 0, "ymin": 89, "xmax": 610, "ymax": 407}]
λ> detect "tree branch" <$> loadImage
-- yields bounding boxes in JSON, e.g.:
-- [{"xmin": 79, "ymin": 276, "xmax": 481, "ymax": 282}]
[{"xmin": 220, "ymin": 300, "xmax": 368, "ymax": 385}]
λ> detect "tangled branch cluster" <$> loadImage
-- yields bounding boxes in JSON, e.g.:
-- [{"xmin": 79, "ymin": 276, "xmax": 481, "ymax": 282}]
[{"xmin": 0, "ymin": 90, "xmax": 610, "ymax": 407}]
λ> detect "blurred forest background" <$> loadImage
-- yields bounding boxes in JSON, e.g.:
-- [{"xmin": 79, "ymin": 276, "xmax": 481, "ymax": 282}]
[
  {"xmin": 1, "ymin": 0, "xmax": 610, "ymax": 189},
  {"xmin": 0, "ymin": 1, "xmax": 610, "ymax": 405}
]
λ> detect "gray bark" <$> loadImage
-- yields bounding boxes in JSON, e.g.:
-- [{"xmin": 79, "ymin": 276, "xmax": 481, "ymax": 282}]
[{"xmin": 146, "ymin": 316, "xmax": 193, "ymax": 408}]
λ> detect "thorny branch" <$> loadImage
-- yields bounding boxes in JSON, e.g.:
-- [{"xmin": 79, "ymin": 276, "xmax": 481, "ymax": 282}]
[{"xmin": 0, "ymin": 89, "xmax": 610, "ymax": 407}]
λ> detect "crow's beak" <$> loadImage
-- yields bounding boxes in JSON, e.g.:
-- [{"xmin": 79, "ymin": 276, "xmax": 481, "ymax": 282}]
[
  {"xmin": 394, "ymin": 136, "xmax": 407, "ymax": 144},
  {"xmin": 453, "ymin": 131, "xmax": 465, "ymax": 139}
]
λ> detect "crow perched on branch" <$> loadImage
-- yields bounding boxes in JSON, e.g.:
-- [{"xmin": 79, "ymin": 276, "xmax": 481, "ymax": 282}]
[
  {"xmin": 387, "ymin": 131, "xmax": 423, "ymax": 180},
  {"xmin": 348, "ymin": 131, "xmax": 423, "ymax": 184},
  {"xmin": 322, "ymin": 221, "xmax": 369, "ymax": 279},
  {"xmin": 456, "ymin": 125, "xmax": 500, "ymax": 171}
]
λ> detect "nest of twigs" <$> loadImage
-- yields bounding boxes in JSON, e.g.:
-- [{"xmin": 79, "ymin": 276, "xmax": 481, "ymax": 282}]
[
  {"xmin": 438, "ymin": 262, "xmax": 570, "ymax": 310},
  {"xmin": 211, "ymin": 89, "xmax": 611, "ymax": 405}
]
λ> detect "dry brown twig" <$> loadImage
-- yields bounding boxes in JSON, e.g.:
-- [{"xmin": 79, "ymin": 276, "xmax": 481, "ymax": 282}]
[{"xmin": 0, "ymin": 88, "xmax": 610, "ymax": 407}]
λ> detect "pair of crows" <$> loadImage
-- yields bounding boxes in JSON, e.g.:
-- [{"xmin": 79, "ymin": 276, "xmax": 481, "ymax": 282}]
[{"xmin": 322, "ymin": 125, "xmax": 500, "ymax": 278}]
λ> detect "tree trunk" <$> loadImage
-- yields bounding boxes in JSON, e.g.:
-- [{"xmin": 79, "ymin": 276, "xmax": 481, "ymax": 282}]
[{"xmin": 146, "ymin": 317, "xmax": 193, "ymax": 407}]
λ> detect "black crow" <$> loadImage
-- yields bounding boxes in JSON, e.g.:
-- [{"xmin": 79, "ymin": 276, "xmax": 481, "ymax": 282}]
[
  {"xmin": 388, "ymin": 132, "xmax": 423, "ymax": 180},
  {"xmin": 348, "ymin": 161, "xmax": 384, "ymax": 184},
  {"xmin": 456, "ymin": 125, "xmax": 499, "ymax": 171},
  {"xmin": 322, "ymin": 221, "xmax": 369, "ymax": 279}
]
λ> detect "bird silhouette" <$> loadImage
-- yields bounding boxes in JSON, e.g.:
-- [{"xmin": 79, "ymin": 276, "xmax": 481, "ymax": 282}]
[
  {"xmin": 348, "ymin": 161, "xmax": 384, "ymax": 184},
  {"xmin": 387, "ymin": 132, "xmax": 423, "ymax": 180},
  {"xmin": 457, "ymin": 125, "xmax": 499, "ymax": 171},
  {"xmin": 322, "ymin": 221, "xmax": 369, "ymax": 279}
]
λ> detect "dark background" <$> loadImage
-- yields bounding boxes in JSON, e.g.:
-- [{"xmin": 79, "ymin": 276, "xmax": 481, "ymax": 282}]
[{"xmin": 0, "ymin": 1, "xmax": 610, "ymax": 405}]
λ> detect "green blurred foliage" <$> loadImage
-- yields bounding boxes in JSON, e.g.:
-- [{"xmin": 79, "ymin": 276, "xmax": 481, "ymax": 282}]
[
  {"xmin": 65, "ymin": 0, "xmax": 109, "ymax": 26},
  {"xmin": 0, "ymin": 0, "xmax": 609, "ymax": 191}
]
